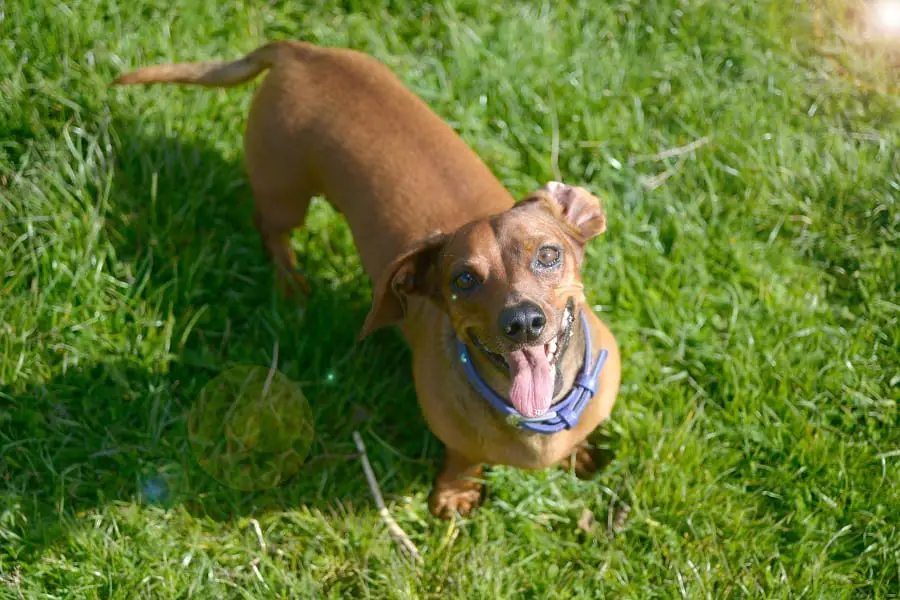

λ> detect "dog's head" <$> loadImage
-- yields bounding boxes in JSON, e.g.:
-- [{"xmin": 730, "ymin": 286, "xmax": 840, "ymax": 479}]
[{"xmin": 361, "ymin": 182, "xmax": 607, "ymax": 418}]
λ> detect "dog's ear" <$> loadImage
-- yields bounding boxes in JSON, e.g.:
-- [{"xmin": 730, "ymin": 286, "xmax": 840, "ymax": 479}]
[
  {"xmin": 520, "ymin": 182, "xmax": 606, "ymax": 260},
  {"xmin": 360, "ymin": 231, "xmax": 449, "ymax": 339}
]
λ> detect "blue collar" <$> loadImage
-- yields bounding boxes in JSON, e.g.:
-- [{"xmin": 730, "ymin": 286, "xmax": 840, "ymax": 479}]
[{"xmin": 455, "ymin": 311, "xmax": 608, "ymax": 434}]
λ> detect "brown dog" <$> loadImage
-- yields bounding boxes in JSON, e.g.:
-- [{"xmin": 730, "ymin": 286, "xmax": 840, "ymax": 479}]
[{"xmin": 113, "ymin": 41, "xmax": 621, "ymax": 518}]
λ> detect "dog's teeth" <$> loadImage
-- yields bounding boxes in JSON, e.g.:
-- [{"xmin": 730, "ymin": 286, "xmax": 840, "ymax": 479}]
[{"xmin": 546, "ymin": 339, "xmax": 558, "ymax": 362}]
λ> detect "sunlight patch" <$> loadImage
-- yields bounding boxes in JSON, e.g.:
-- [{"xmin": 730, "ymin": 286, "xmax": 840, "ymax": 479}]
[{"xmin": 813, "ymin": 0, "xmax": 900, "ymax": 92}]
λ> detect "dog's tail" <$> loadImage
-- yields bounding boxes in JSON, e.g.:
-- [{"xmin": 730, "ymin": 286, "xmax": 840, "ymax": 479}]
[{"xmin": 110, "ymin": 41, "xmax": 296, "ymax": 88}]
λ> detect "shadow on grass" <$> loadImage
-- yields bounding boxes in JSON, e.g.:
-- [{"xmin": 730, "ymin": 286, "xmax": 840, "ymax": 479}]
[{"xmin": 1, "ymin": 117, "xmax": 438, "ymax": 560}]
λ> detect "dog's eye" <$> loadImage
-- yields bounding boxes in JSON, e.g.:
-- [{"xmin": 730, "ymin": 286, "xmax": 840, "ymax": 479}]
[
  {"xmin": 535, "ymin": 246, "xmax": 562, "ymax": 269},
  {"xmin": 452, "ymin": 270, "xmax": 480, "ymax": 293}
]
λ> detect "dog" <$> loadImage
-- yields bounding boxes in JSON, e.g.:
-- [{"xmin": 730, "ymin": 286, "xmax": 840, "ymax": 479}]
[{"xmin": 112, "ymin": 41, "xmax": 621, "ymax": 518}]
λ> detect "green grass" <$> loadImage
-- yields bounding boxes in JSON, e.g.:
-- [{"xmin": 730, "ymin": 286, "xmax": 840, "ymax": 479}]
[{"xmin": 1, "ymin": 0, "xmax": 898, "ymax": 597}]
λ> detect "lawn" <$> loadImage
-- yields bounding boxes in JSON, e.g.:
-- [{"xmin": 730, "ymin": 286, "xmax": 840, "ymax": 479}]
[{"xmin": 1, "ymin": 0, "xmax": 898, "ymax": 597}]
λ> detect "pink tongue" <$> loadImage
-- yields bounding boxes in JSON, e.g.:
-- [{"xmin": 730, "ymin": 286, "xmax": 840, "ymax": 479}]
[{"xmin": 507, "ymin": 346, "xmax": 554, "ymax": 418}]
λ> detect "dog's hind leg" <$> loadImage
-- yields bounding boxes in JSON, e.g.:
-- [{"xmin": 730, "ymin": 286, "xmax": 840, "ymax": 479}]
[{"xmin": 251, "ymin": 183, "xmax": 313, "ymax": 298}]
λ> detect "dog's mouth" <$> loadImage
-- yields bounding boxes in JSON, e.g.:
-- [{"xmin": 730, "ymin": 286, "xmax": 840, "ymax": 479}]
[{"xmin": 468, "ymin": 298, "xmax": 577, "ymax": 418}]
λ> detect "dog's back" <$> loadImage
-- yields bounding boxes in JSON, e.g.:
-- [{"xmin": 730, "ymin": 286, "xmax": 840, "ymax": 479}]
[{"xmin": 113, "ymin": 41, "xmax": 515, "ymax": 282}]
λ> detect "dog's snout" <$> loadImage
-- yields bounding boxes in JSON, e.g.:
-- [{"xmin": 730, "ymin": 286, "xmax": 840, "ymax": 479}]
[{"xmin": 499, "ymin": 301, "xmax": 546, "ymax": 344}]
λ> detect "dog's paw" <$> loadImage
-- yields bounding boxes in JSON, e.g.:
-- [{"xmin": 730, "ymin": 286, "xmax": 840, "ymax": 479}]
[
  {"xmin": 428, "ymin": 483, "xmax": 483, "ymax": 519},
  {"xmin": 559, "ymin": 444, "xmax": 612, "ymax": 479}
]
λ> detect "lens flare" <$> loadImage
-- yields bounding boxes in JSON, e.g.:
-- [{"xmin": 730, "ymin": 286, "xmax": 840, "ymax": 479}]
[
  {"xmin": 873, "ymin": 0, "xmax": 900, "ymax": 32},
  {"xmin": 812, "ymin": 0, "xmax": 900, "ymax": 92},
  {"xmin": 189, "ymin": 365, "xmax": 315, "ymax": 491}
]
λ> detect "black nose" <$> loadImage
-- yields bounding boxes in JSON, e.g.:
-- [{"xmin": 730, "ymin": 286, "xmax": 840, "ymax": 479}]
[{"xmin": 498, "ymin": 301, "xmax": 546, "ymax": 344}]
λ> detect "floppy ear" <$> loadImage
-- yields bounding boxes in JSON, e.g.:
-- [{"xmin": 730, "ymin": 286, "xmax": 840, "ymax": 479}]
[
  {"xmin": 520, "ymin": 181, "xmax": 607, "ymax": 261},
  {"xmin": 360, "ymin": 232, "xmax": 449, "ymax": 339}
]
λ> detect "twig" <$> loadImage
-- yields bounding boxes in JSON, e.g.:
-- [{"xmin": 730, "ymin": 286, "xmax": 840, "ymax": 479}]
[
  {"xmin": 249, "ymin": 518, "xmax": 267, "ymax": 554},
  {"xmin": 607, "ymin": 499, "xmax": 631, "ymax": 537},
  {"xmin": 629, "ymin": 136, "xmax": 711, "ymax": 164},
  {"xmin": 352, "ymin": 431, "xmax": 423, "ymax": 563},
  {"xmin": 250, "ymin": 558, "xmax": 268, "ymax": 589},
  {"xmin": 262, "ymin": 341, "xmax": 279, "ymax": 396},
  {"xmin": 548, "ymin": 87, "xmax": 562, "ymax": 182},
  {"xmin": 1, "ymin": 565, "xmax": 24, "ymax": 600},
  {"xmin": 639, "ymin": 156, "xmax": 687, "ymax": 191}
]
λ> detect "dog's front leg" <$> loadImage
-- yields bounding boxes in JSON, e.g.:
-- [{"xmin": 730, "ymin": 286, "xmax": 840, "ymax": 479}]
[
  {"xmin": 557, "ymin": 440, "xmax": 612, "ymax": 479},
  {"xmin": 428, "ymin": 449, "xmax": 484, "ymax": 519}
]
